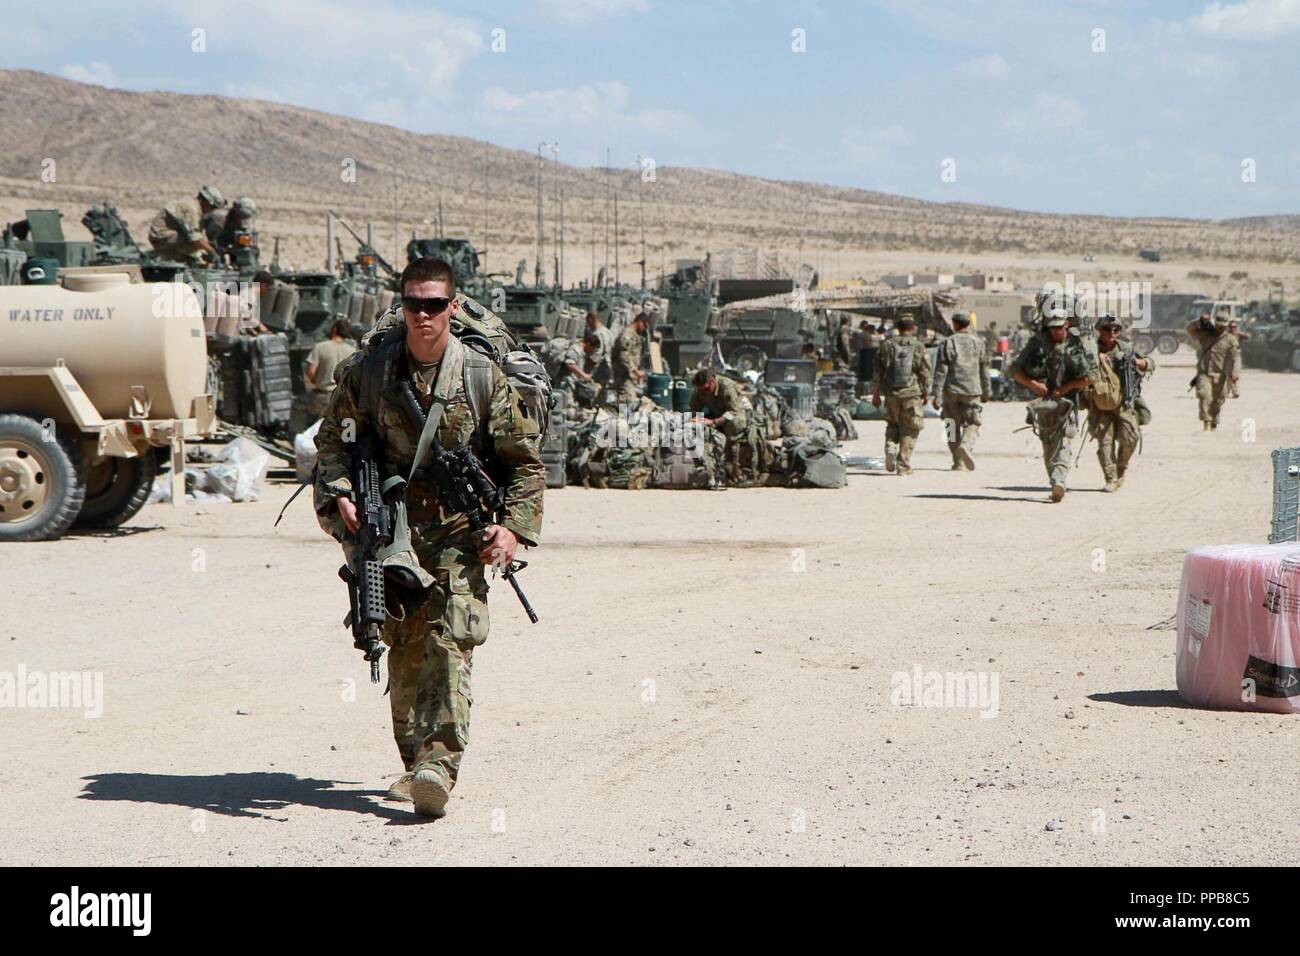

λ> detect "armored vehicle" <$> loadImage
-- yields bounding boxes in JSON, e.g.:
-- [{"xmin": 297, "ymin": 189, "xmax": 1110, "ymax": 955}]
[{"xmin": 0, "ymin": 273, "xmax": 216, "ymax": 540}]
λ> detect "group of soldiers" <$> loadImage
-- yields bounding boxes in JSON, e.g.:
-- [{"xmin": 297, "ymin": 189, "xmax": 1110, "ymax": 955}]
[
  {"xmin": 147, "ymin": 183, "xmax": 258, "ymax": 267},
  {"xmin": 868, "ymin": 302, "xmax": 1240, "ymax": 501},
  {"xmin": 552, "ymin": 309, "xmax": 653, "ymax": 406}
]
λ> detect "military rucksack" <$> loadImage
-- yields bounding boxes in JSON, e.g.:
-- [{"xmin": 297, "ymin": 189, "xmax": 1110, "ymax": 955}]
[
  {"xmin": 359, "ymin": 293, "xmax": 553, "ymax": 447},
  {"xmin": 1090, "ymin": 353, "xmax": 1124, "ymax": 412},
  {"xmin": 887, "ymin": 341, "xmax": 917, "ymax": 390}
]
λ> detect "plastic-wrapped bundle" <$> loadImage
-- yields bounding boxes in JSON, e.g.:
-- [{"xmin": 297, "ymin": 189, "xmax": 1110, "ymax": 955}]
[{"xmin": 1176, "ymin": 544, "xmax": 1300, "ymax": 713}]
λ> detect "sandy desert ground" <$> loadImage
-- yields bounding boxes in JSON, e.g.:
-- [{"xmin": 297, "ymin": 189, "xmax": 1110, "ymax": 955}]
[{"xmin": 1, "ymin": 345, "xmax": 1296, "ymax": 866}]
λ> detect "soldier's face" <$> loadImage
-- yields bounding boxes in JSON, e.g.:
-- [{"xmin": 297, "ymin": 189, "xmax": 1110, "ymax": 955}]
[
  {"xmin": 1049, "ymin": 326, "xmax": 1069, "ymax": 343},
  {"xmin": 1099, "ymin": 328, "xmax": 1117, "ymax": 348},
  {"xmin": 402, "ymin": 278, "xmax": 457, "ymax": 346}
]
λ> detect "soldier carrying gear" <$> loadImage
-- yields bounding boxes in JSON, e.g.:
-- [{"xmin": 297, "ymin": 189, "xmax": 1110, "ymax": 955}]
[
  {"xmin": 932, "ymin": 310, "xmax": 990, "ymax": 471},
  {"xmin": 871, "ymin": 314, "xmax": 930, "ymax": 476},
  {"xmin": 313, "ymin": 256, "xmax": 545, "ymax": 819},
  {"xmin": 1185, "ymin": 310, "xmax": 1238, "ymax": 431},
  {"xmin": 1086, "ymin": 316, "xmax": 1153, "ymax": 492},
  {"xmin": 1012, "ymin": 308, "xmax": 1095, "ymax": 502}
]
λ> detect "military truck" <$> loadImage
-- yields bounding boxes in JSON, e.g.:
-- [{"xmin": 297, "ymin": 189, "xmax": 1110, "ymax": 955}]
[
  {"xmin": 1241, "ymin": 307, "xmax": 1300, "ymax": 372},
  {"xmin": 0, "ymin": 272, "xmax": 216, "ymax": 540}
]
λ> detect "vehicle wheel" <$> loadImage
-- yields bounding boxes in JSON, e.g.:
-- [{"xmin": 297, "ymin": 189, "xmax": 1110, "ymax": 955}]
[
  {"xmin": 74, "ymin": 451, "xmax": 157, "ymax": 529},
  {"xmin": 1291, "ymin": 347, "xmax": 1300, "ymax": 373},
  {"xmin": 1156, "ymin": 333, "xmax": 1180, "ymax": 355},
  {"xmin": 1133, "ymin": 333, "xmax": 1156, "ymax": 354},
  {"xmin": 727, "ymin": 344, "xmax": 768, "ymax": 375},
  {"xmin": 0, "ymin": 414, "xmax": 85, "ymax": 542}
]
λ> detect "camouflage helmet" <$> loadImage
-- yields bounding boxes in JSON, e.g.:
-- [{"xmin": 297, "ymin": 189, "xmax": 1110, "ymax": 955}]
[
  {"xmin": 197, "ymin": 185, "xmax": 226, "ymax": 208},
  {"xmin": 1097, "ymin": 315, "xmax": 1122, "ymax": 330},
  {"xmin": 1044, "ymin": 307, "xmax": 1069, "ymax": 328},
  {"xmin": 1214, "ymin": 312, "xmax": 1229, "ymax": 326},
  {"xmin": 950, "ymin": 310, "xmax": 971, "ymax": 327}
]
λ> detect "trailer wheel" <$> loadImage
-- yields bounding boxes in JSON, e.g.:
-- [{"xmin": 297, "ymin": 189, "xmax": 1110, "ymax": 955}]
[
  {"xmin": 74, "ymin": 452, "xmax": 157, "ymax": 529},
  {"xmin": 1133, "ymin": 333, "xmax": 1156, "ymax": 354},
  {"xmin": 1156, "ymin": 333, "xmax": 1180, "ymax": 355},
  {"xmin": 0, "ymin": 414, "xmax": 85, "ymax": 542}
]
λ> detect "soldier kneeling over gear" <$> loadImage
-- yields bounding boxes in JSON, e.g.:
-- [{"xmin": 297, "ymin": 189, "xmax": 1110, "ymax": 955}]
[
  {"xmin": 313, "ymin": 257, "xmax": 545, "ymax": 819},
  {"xmin": 1012, "ymin": 309, "xmax": 1095, "ymax": 502},
  {"xmin": 690, "ymin": 368, "xmax": 763, "ymax": 485}
]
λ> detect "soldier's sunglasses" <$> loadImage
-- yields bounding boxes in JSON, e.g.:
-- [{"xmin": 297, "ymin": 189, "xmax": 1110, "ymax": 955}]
[{"xmin": 402, "ymin": 295, "xmax": 452, "ymax": 315}]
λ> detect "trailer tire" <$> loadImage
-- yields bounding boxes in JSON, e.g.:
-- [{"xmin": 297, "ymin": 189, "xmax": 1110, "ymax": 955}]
[
  {"xmin": 1157, "ymin": 333, "xmax": 1180, "ymax": 355},
  {"xmin": 74, "ymin": 451, "xmax": 157, "ymax": 529},
  {"xmin": 0, "ymin": 414, "xmax": 86, "ymax": 542}
]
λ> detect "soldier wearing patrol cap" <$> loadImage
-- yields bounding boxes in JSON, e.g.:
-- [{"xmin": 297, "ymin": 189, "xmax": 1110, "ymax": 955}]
[
  {"xmin": 871, "ymin": 313, "xmax": 930, "ymax": 475},
  {"xmin": 1011, "ymin": 307, "xmax": 1095, "ymax": 501},
  {"xmin": 931, "ymin": 310, "xmax": 990, "ymax": 471},
  {"xmin": 1085, "ymin": 316, "xmax": 1153, "ymax": 492},
  {"xmin": 1185, "ymin": 310, "xmax": 1238, "ymax": 430}
]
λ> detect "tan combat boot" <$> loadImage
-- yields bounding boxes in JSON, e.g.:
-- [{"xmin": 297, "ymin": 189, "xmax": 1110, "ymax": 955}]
[
  {"xmin": 385, "ymin": 772, "xmax": 414, "ymax": 803},
  {"xmin": 411, "ymin": 769, "xmax": 451, "ymax": 819},
  {"xmin": 1050, "ymin": 482, "xmax": 1066, "ymax": 502}
]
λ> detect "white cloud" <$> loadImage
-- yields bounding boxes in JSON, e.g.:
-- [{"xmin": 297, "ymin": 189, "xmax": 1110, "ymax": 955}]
[
  {"xmin": 60, "ymin": 61, "xmax": 117, "ymax": 87},
  {"xmin": 1192, "ymin": 0, "xmax": 1300, "ymax": 38},
  {"xmin": 534, "ymin": 0, "xmax": 652, "ymax": 24},
  {"xmin": 478, "ymin": 81, "xmax": 691, "ymax": 135},
  {"xmin": 958, "ymin": 53, "xmax": 1010, "ymax": 78}
]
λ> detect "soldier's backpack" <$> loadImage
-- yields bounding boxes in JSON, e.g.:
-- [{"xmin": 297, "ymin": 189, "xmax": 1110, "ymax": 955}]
[
  {"xmin": 887, "ymin": 341, "xmax": 917, "ymax": 390},
  {"xmin": 359, "ymin": 293, "xmax": 554, "ymax": 448},
  {"xmin": 781, "ymin": 438, "xmax": 847, "ymax": 489},
  {"xmin": 1090, "ymin": 354, "xmax": 1124, "ymax": 412},
  {"xmin": 147, "ymin": 205, "xmax": 196, "ymax": 255}
]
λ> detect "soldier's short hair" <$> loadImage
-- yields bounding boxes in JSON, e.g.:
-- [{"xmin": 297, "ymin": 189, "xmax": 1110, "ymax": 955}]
[
  {"xmin": 692, "ymin": 368, "xmax": 716, "ymax": 387},
  {"xmin": 585, "ymin": 311, "xmax": 599, "ymax": 323},
  {"xmin": 331, "ymin": 319, "xmax": 352, "ymax": 338},
  {"xmin": 634, "ymin": 311, "xmax": 649, "ymax": 325},
  {"xmin": 582, "ymin": 332, "xmax": 600, "ymax": 347},
  {"xmin": 401, "ymin": 257, "xmax": 456, "ymax": 296}
]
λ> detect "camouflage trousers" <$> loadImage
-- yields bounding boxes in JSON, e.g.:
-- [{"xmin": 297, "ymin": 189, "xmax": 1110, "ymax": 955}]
[
  {"xmin": 940, "ymin": 393, "xmax": 981, "ymax": 465},
  {"xmin": 1087, "ymin": 407, "xmax": 1139, "ymax": 482},
  {"xmin": 1195, "ymin": 373, "xmax": 1230, "ymax": 426},
  {"xmin": 720, "ymin": 416, "xmax": 771, "ymax": 486},
  {"xmin": 384, "ymin": 538, "xmax": 489, "ymax": 790},
  {"xmin": 613, "ymin": 377, "xmax": 643, "ymax": 402},
  {"xmin": 884, "ymin": 395, "xmax": 925, "ymax": 470},
  {"xmin": 1029, "ymin": 399, "xmax": 1077, "ymax": 487}
]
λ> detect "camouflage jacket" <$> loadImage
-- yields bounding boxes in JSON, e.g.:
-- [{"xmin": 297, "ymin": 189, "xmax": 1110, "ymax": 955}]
[
  {"xmin": 689, "ymin": 375, "xmax": 750, "ymax": 422},
  {"xmin": 1186, "ymin": 322, "xmax": 1238, "ymax": 379},
  {"xmin": 1012, "ymin": 331, "xmax": 1095, "ymax": 398},
  {"xmin": 873, "ymin": 334, "xmax": 931, "ymax": 399},
  {"xmin": 314, "ymin": 332, "xmax": 544, "ymax": 548},
  {"xmin": 612, "ymin": 326, "xmax": 644, "ymax": 384},
  {"xmin": 933, "ymin": 330, "xmax": 990, "ymax": 399}
]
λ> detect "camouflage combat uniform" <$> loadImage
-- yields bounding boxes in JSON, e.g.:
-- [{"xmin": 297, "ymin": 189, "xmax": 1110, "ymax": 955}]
[
  {"xmin": 313, "ymin": 333, "xmax": 544, "ymax": 792},
  {"xmin": 932, "ymin": 328, "xmax": 990, "ymax": 470},
  {"xmin": 555, "ymin": 341, "xmax": 598, "ymax": 409},
  {"xmin": 690, "ymin": 375, "xmax": 763, "ymax": 484},
  {"xmin": 1013, "ymin": 331, "xmax": 1095, "ymax": 490},
  {"xmin": 588, "ymin": 324, "xmax": 615, "ymax": 385},
  {"xmin": 872, "ymin": 333, "xmax": 931, "ymax": 474},
  {"xmin": 612, "ymin": 326, "xmax": 645, "ymax": 401},
  {"xmin": 147, "ymin": 203, "xmax": 206, "ymax": 262},
  {"xmin": 1085, "ymin": 339, "xmax": 1153, "ymax": 488},
  {"xmin": 1186, "ymin": 321, "xmax": 1238, "ymax": 428}
]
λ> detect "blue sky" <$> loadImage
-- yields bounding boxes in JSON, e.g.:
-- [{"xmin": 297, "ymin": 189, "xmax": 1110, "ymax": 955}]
[{"xmin": 4, "ymin": 0, "xmax": 1298, "ymax": 218}]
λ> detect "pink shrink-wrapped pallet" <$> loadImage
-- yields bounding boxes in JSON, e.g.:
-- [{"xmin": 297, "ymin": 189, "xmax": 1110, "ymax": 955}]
[{"xmin": 1177, "ymin": 544, "xmax": 1300, "ymax": 713}]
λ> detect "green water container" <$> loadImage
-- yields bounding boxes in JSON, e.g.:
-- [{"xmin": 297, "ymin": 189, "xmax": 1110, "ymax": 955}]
[
  {"xmin": 646, "ymin": 372, "xmax": 672, "ymax": 408},
  {"xmin": 671, "ymin": 379, "xmax": 692, "ymax": 412}
]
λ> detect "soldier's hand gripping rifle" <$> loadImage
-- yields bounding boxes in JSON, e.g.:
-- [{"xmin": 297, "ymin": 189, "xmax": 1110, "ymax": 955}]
[
  {"xmin": 395, "ymin": 381, "xmax": 539, "ymax": 623},
  {"xmin": 339, "ymin": 431, "xmax": 392, "ymax": 683}
]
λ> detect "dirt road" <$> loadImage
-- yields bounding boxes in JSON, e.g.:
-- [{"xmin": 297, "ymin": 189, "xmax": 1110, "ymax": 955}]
[{"xmin": 3, "ymin": 347, "xmax": 1295, "ymax": 866}]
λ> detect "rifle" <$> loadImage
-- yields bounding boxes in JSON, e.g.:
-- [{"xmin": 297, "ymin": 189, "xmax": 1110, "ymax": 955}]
[
  {"xmin": 395, "ymin": 381, "xmax": 539, "ymax": 623},
  {"xmin": 338, "ymin": 431, "xmax": 392, "ymax": 683}
]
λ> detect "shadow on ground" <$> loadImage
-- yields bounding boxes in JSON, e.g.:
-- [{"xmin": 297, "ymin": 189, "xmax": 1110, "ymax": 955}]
[
  {"xmin": 1088, "ymin": 690, "xmax": 1190, "ymax": 709},
  {"xmin": 910, "ymin": 493, "xmax": 1047, "ymax": 504},
  {"xmin": 79, "ymin": 771, "xmax": 414, "ymax": 822},
  {"xmin": 66, "ymin": 525, "xmax": 162, "ymax": 538}
]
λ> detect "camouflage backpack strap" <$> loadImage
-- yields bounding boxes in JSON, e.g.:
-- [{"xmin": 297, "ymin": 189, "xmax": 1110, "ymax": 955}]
[
  {"xmin": 462, "ymin": 348, "xmax": 494, "ymax": 452},
  {"xmin": 358, "ymin": 329, "xmax": 405, "ymax": 439}
]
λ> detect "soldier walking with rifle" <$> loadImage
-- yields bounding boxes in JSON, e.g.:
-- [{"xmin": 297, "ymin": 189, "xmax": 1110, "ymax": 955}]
[
  {"xmin": 1083, "ymin": 316, "xmax": 1152, "ymax": 492},
  {"xmin": 1011, "ymin": 307, "xmax": 1095, "ymax": 502},
  {"xmin": 313, "ymin": 257, "xmax": 544, "ymax": 819}
]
